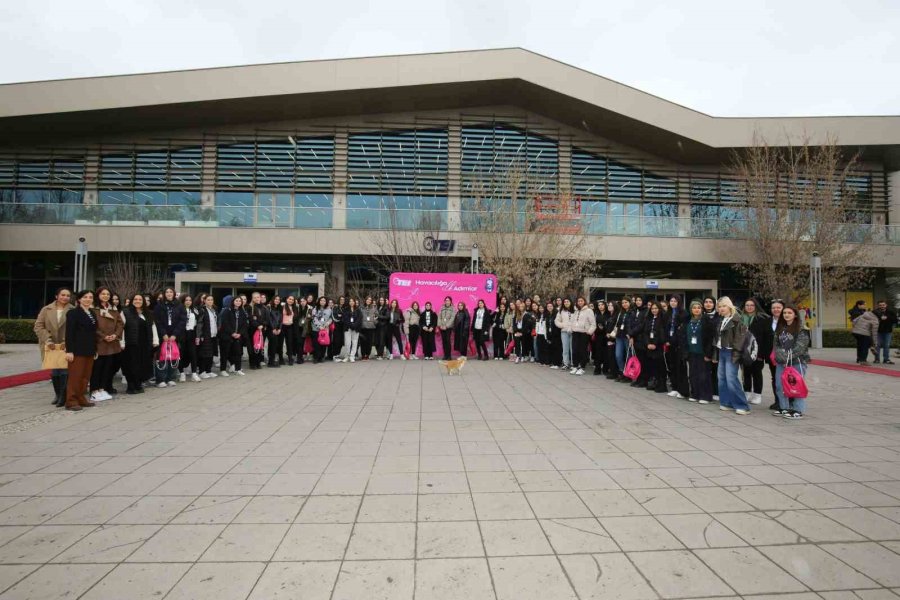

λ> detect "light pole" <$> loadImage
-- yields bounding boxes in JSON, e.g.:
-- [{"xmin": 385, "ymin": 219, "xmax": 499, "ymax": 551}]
[
  {"xmin": 74, "ymin": 237, "xmax": 88, "ymax": 291},
  {"xmin": 470, "ymin": 243, "xmax": 479, "ymax": 274},
  {"xmin": 810, "ymin": 252, "xmax": 823, "ymax": 348}
]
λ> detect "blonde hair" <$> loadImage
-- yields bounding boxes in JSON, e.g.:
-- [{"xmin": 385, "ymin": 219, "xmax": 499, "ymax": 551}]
[{"xmin": 716, "ymin": 296, "xmax": 737, "ymax": 317}]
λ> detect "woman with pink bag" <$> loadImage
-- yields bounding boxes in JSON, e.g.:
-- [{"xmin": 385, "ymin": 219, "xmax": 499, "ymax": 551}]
[
  {"xmin": 152, "ymin": 287, "xmax": 186, "ymax": 388},
  {"xmin": 772, "ymin": 304, "xmax": 811, "ymax": 420}
]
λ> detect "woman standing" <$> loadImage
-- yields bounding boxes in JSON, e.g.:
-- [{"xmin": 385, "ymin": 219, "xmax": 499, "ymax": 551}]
[
  {"xmin": 386, "ymin": 299, "xmax": 405, "ymax": 359},
  {"xmin": 511, "ymin": 300, "xmax": 533, "ymax": 363},
  {"xmin": 266, "ymin": 295, "xmax": 284, "ymax": 368},
  {"xmin": 703, "ymin": 296, "xmax": 720, "ymax": 399},
  {"xmin": 122, "ymin": 294, "xmax": 156, "ymax": 394},
  {"xmin": 331, "ymin": 296, "xmax": 347, "ymax": 361},
  {"xmin": 767, "ymin": 300, "xmax": 784, "ymax": 410},
  {"xmin": 535, "ymin": 304, "xmax": 551, "ymax": 365},
  {"xmin": 341, "ymin": 297, "xmax": 363, "ymax": 362},
  {"xmin": 89, "ymin": 287, "xmax": 124, "ymax": 401},
  {"xmin": 665, "ymin": 296, "xmax": 689, "ymax": 399},
  {"xmin": 683, "ymin": 300, "xmax": 713, "ymax": 404},
  {"xmin": 773, "ymin": 304, "xmax": 811, "ymax": 419},
  {"xmin": 641, "ymin": 301, "xmax": 668, "ymax": 393},
  {"xmin": 34, "ymin": 287, "xmax": 74, "ymax": 407},
  {"xmin": 153, "ymin": 287, "xmax": 186, "ymax": 387},
  {"xmin": 741, "ymin": 298, "xmax": 771, "ymax": 405},
  {"xmin": 375, "ymin": 297, "xmax": 390, "ymax": 359},
  {"xmin": 603, "ymin": 302, "xmax": 619, "ymax": 380},
  {"xmin": 545, "ymin": 301, "xmax": 562, "ymax": 368},
  {"xmin": 612, "ymin": 298, "xmax": 634, "ymax": 382},
  {"xmin": 311, "ymin": 296, "xmax": 333, "ymax": 364},
  {"xmin": 471, "ymin": 299, "xmax": 492, "ymax": 361},
  {"xmin": 177, "ymin": 294, "xmax": 201, "ymax": 382},
  {"xmin": 713, "ymin": 297, "xmax": 750, "ymax": 414},
  {"xmin": 453, "ymin": 301, "xmax": 471, "ymax": 358},
  {"xmin": 296, "ymin": 297, "xmax": 312, "ymax": 364},
  {"xmin": 359, "ymin": 296, "xmax": 378, "ymax": 360},
  {"xmin": 438, "ymin": 296, "xmax": 455, "ymax": 358},
  {"xmin": 491, "ymin": 300, "xmax": 509, "ymax": 360},
  {"xmin": 196, "ymin": 295, "xmax": 219, "ymax": 378},
  {"xmin": 281, "ymin": 296, "xmax": 298, "ymax": 365},
  {"xmin": 850, "ymin": 304, "xmax": 879, "ymax": 365},
  {"xmin": 555, "ymin": 298, "xmax": 574, "ymax": 370},
  {"xmin": 64, "ymin": 290, "xmax": 98, "ymax": 411},
  {"xmin": 420, "ymin": 301, "xmax": 438, "ymax": 360},
  {"xmin": 218, "ymin": 295, "xmax": 247, "ymax": 375},
  {"xmin": 570, "ymin": 296, "xmax": 596, "ymax": 376},
  {"xmin": 592, "ymin": 300, "xmax": 607, "ymax": 375},
  {"xmin": 404, "ymin": 301, "xmax": 422, "ymax": 359}
]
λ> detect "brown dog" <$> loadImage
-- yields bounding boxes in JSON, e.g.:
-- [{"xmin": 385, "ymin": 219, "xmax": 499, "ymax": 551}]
[{"xmin": 439, "ymin": 357, "xmax": 467, "ymax": 375}]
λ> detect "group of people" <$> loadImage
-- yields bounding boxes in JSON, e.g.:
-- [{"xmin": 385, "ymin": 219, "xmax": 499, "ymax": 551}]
[
  {"xmin": 35, "ymin": 285, "xmax": 814, "ymax": 419},
  {"xmin": 849, "ymin": 299, "xmax": 897, "ymax": 365}
]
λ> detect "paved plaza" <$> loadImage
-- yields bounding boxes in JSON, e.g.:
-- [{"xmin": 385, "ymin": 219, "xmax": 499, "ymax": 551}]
[{"xmin": 0, "ymin": 357, "xmax": 897, "ymax": 599}]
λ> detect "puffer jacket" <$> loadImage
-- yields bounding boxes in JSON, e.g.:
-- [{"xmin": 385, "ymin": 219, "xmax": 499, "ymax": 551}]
[
  {"xmin": 361, "ymin": 305, "xmax": 378, "ymax": 330},
  {"xmin": 571, "ymin": 306, "xmax": 597, "ymax": 335},
  {"xmin": 438, "ymin": 305, "xmax": 455, "ymax": 330},
  {"xmin": 554, "ymin": 309, "xmax": 575, "ymax": 332},
  {"xmin": 851, "ymin": 310, "xmax": 879, "ymax": 339},
  {"xmin": 403, "ymin": 308, "xmax": 420, "ymax": 334}
]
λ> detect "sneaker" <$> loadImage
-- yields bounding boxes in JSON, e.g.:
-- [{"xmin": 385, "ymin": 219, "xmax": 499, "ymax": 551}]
[
  {"xmin": 783, "ymin": 410, "xmax": 803, "ymax": 419},
  {"xmin": 688, "ymin": 397, "xmax": 699, "ymax": 402},
  {"xmin": 735, "ymin": 409, "xmax": 750, "ymax": 415},
  {"xmin": 167, "ymin": 381, "xmax": 177, "ymax": 387},
  {"xmin": 515, "ymin": 357, "xmax": 521, "ymax": 364},
  {"xmin": 530, "ymin": 357, "xmax": 535, "ymax": 363},
  {"xmin": 157, "ymin": 382, "xmax": 168, "ymax": 388},
  {"xmin": 698, "ymin": 399, "xmax": 710, "ymax": 404},
  {"xmin": 569, "ymin": 367, "xmax": 578, "ymax": 374},
  {"xmin": 749, "ymin": 393, "xmax": 762, "ymax": 405},
  {"xmin": 772, "ymin": 409, "xmax": 787, "ymax": 416},
  {"xmin": 411, "ymin": 356, "xmax": 419, "ymax": 360},
  {"xmin": 220, "ymin": 371, "xmax": 229, "ymax": 377},
  {"xmin": 718, "ymin": 405, "xmax": 730, "ymax": 411},
  {"xmin": 401, "ymin": 355, "xmax": 407, "ymax": 360},
  {"xmin": 667, "ymin": 390, "xmax": 680, "ymax": 397},
  {"xmin": 550, "ymin": 365, "xmax": 559, "ymax": 370},
  {"xmin": 179, "ymin": 373, "xmax": 186, "ymax": 383},
  {"xmin": 90, "ymin": 391, "xmax": 104, "ymax": 402},
  {"xmin": 228, "ymin": 366, "xmax": 236, "ymax": 373},
  {"xmin": 191, "ymin": 373, "xmax": 201, "ymax": 382},
  {"xmin": 200, "ymin": 373, "xmax": 210, "ymax": 379},
  {"xmin": 342, "ymin": 357, "xmax": 349, "ymax": 363},
  {"xmin": 713, "ymin": 395, "xmax": 720, "ymax": 401},
  {"xmin": 376, "ymin": 356, "xmax": 383, "ymax": 360},
  {"xmin": 575, "ymin": 368, "xmax": 585, "ymax": 376},
  {"xmin": 674, "ymin": 392, "xmax": 686, "ymax": 399},
  {"xmin": 100, "ymin": 390, "xmax": 113, "ymax": 400},
  {"xmin": 235, "ymin": 370, "xmax": 245, "ymax": 376},
  {"xmin": 886, "ymin": 360, "xmax": 896, "ymax": 365},
  {"xmin": 350, "ymin": 357, "xmax": 355, "ymax": 363},
  {"xmin": 388, "ymin": 355, "xmax": 393, "ymax": 360}
]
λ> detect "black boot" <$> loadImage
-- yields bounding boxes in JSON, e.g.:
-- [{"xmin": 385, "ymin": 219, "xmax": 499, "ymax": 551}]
[
  {"xmin": 50, "ymin": 375, "xmax": 60, "ymax": 405},
  {"xmin": 55, "ymin": 374, "xmax": 68, "ymax": 407}
]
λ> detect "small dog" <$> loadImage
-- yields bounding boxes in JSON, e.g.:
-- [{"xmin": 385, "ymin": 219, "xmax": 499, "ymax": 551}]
[{"xmin": 439, "ymin": 357, "xmax": 467, "ymax": 375}]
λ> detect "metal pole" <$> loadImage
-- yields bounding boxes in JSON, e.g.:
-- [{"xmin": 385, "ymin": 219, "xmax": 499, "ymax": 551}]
[
  {"xmin": 471, "ymin": 243, "xmax": 479, "ymax": 274},
  {"xmin": 74, "ymin": 237, "xmax": 88, "ymax": 291},
  {"xmin": 810, "ymin": 253, "xmax": 823, "ymax": 348}
]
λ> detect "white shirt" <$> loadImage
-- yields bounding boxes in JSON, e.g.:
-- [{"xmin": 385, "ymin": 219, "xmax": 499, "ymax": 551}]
[
  {"xmin": 474, "ymin": 308, "xmax": 484, "ymax": 329},
  {"xmin": 206, "ymin": 308, "xmax": 218, "ymax": 338},
  {"xmin": 186, "ymin": 310, "xmax": 196, "ymax": 331},
  {"xmin": 716, "ymin": 315, "xmax": 733, "ymax": 349}
]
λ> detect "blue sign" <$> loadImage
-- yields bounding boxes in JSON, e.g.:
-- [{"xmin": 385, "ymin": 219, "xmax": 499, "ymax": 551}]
[
  {"xmin": 645, "ymin": 280, "xmax": 659, "ymax": 289},
  {"xmin": 243, "ymin": 273, "xmax": 258, "ymax": 284}
]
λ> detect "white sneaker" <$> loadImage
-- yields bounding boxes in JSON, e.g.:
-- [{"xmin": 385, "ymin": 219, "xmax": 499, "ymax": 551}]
[
  {"xmin": 179, "ymin": 373, "xmax": 186, "ymax": 383},
  {"xmin": 229, "ymin": 366, "xmax": 236, "ymax": 373},
  {"xmin": 191, "ymin": 373, "xmax": 201, "ymax": 382},
  {"xmin": 674, "ymin": 392, "xmax": 686, "ymax": 399},
  {"xmin": 713, "ymin": 395, "xmax": 720, "ymax": 401},
  {"xmin": 749, "ymin": 393, "xmax": 762, "ymax": 405},
  {"xmin": 388, "ymin": 355, "xmax": 393, "ymax": 360},
  {"xmin": 90, "ymin": 391, "xmax": 103, "ymax": 402},
  {"xmin": 575, "ymin": 368, "xmax": 585, "ymax": 376},
  {"xmin": 350, "ymin": 357, "xmax": 355, "ymax": 363},
  {"xmin": 718, "ymin": 405, "xmax": 730, "ymax": 411},
  {"xmin": 342, "ymin": 357, "xmax": 349, "ymax": 363},
  {"xmin": 411, "ymin": 356, "xmax": 418, "ymax": 360},
  {"xmin": 688, "ymin": 397, "xmax": 699, "ymax": 402},
  {"xmin": 698, "ymin": 399, "xmax": 710, "ymax": 404},
  {"xmin": 667, "ymin": 390, "xmax": 680, "ymax": 397},
  {"xmin": 157, "ymin": 382, "xmax": 168, "ymax": 388},
  {"xmin": 550, "ymin": 365, "xmax": 559, "ymax": 369},
  {"xmin": 208, "ymin": 372, "xmax": 217, "ymax": 378},
  {"xmin": 235, "ymin": 370, "xmax": 245, "ymax": 376},
  {"xmin": 569, "ymin": 367, "xmax": 578, "ymax": 374},
  {"xmin": 100, "ymin": 390, "xmax": 113, "ymax": 400},
  {"xmin": 167, "ymin": 381, "xmax": 177, "ymax": 387},
  {"xmin": 200, "ymin": 373, "xmax": 210, "ymax": 379},
  {"xmin": 401, "ymin": 355, "xmax": 407, "ymax": 360},
  {"xmin": 530, "ymin": 357, "xmax": 535, "ymax": 363},
  {"xmin": 735, "ymin": 409, "xmax": 750, "ymax": 415},
  {"xmin": 220, "ymin": 371, "xmax": 229, "ymax": 377},
  {"xmin": 515, "ymin": 357, "xmax": 521, "ymax": 364}
]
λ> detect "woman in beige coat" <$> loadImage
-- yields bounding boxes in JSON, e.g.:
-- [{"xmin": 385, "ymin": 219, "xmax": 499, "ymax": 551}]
[
  {"xmin": 851, "ymin": 306, "xmax": 880, "ymax": 365},
  {"xmin": 33, "ymin": 287, "xmax": 73, "ymax": 407}
]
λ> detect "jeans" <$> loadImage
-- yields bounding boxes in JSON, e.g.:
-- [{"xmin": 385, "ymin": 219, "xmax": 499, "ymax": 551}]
[
  {"xmin": 561, "ymin": 331, "xmax": 572, "ymax": 366},
  {"xmin": 343, "ymin": 330, "xmax": 359, "ymax": 358},
  {"xmin": 877, "ymin": 332, "xmax": 893, "ymax": 361},
  {"xmin": 775, "ymin": 363, "xmax": 807, "ymax": 414},
  {"xmin": 853, "ymin": 333, "xmax": 871, "ymax": 363},
  {"xmin": 717, "ymin": 349, "xmax": 749, "ymax": 410},
  {"xmin": 615, "ymin": 337, "xmax": 628, "ymax": 372}
]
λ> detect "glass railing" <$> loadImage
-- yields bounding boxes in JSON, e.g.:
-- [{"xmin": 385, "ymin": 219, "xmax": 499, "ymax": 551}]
[{"xmin": 0, "ymin": 202, "xmax": 897, "ymax": 244}]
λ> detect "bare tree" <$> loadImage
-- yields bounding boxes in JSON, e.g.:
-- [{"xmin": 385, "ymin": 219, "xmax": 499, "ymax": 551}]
[
  {"xmin": 100, "ymin": 253, "xmax": 167, "ymax": 302},
  {"xmin": 463, "ymin": 163, "xmax": 593, "ymax": 298},
  {"xmin": 731, "ymin": 134, "xmax": 876, "ymax": 304}
]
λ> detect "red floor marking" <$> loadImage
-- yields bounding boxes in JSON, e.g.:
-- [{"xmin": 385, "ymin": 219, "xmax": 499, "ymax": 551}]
[
  {"xmin": 810, "ymin": 359, "xmax": 900, "ymax": 378},
  {"xmin": 0, "ymin": 370, "xmax": 51, "ymax": 390}
]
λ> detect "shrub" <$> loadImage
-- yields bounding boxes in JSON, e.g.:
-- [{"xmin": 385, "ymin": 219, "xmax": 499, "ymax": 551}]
[
  {"xmin": 823, "ymin": 328, "xmax": 899, "ymax": 348},
  {"xmin": 0, "ymin": 319, "xmax": 38, "ymax": 343}
]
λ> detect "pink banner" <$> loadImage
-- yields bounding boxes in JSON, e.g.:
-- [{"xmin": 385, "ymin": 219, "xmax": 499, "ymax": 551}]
[{"xmin": 389, "ymin": 273, "xmax": 497, "ymax": 311}]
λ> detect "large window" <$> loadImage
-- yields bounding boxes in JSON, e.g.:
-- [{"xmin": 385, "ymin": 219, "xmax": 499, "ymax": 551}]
[
  {"xmin": 0, "ymin": 157, "xmax": 85, "ymax": 209},
  {"xmin": 215, "ymin": 192, "xmax": 333, "ymax": 228},
  {"xmin": 216, "ymin": 137, "xmax": 334, "ymax": 191},
  {"xmin": 462, "ymin": 124, "xmax": 558, "ymax": 195},
  {"xmin": 99, "ymin": 147, "xmax": 202, "ymax": 215},
  {"xmin": 347, "ymin": 194, "xmax": 447, "ymax": 230},
  {"xmin": 348, "ymin": 129, "xmax": 447, "ymax": 195}
]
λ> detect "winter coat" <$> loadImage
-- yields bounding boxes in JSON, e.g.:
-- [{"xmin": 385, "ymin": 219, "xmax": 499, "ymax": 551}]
[
  {"xmin": 403, "ymin": 308, "xmax": 420, "ymax": 334},
  {"xmin": 746, "ymin": 314, "xmax": 773, "ymax": 363},
  {"xmin": 66, "ymin": 307, "xmax": 98, "ymax": 357},
  {"xmin": 774, "ymin": 327, "xmax": 811, "ymax": 366},
  {"xmin": 640, "ymin": 313, "xmax": 667, "ymax": 358},
  {"xmin": 34, "ymin": 302, "xmax": 73, "ymax": 358},
  {"xmin": 546, "ymin": 309, "xmax": 561, "ymax": 339},
  {"xmin": 471, "ymin": 307, "xmax": 492, "ymax": 334},
  {"xmin": 714, "ymin": 315, "xmax": 747, "ymax": 364},
  {"xmin": 851, "ymin": 310, "xmax": 879, "ymax": 339},
  {"xmin": 196, "ymin": 307, "xmax": 219, "ymax": 359},
  {"xmin": 296, "ymin": 305, "xmax": 312, "ymax": 336},
  {"xmin": 492, "ymin": 308, "xmax": 508, "ymax": 332},
  {"xmin": 361, "ymin": 305, "xmax": 378, "ymax": 330},
  {"xmin": 219, "ymin": 305, "xmax": 248, "ymax": 341},
  {"xmin": 249, "ymin": 303, "xmax": 269, "ymax": 333},
  {"xmin": 267, "ymin": 305, "xmax": 285, "ymax": 331},
  {"xmin": 122, "ymin": 307, "xmax": 155, "ymax": 381},
  {"xmin": 512, "ymin": 311, "xmax": 535, "ymax": 338},
  {"xmin": 571, "ymin": 306, "xmax": 597, "ymax": 335},
  {"xmin": 873, "ymin": 308, "xmax": 898, "ymax": 335},
  {"xmin": 311, "ymin": 307, "xmax": 333, "ymax": 332},
  {"xmin": 92, "ymin": 305, "xmax": 124, "ymax": 356},
  {"xmin": 387, "ymin": 308, "xmax": 404, "ymax": 328},
  {"xmin": 420, "ymin": 309, "xmax": 438, "ymax": 331},
  {"xmin": 343, "ymin": 307, "xmax": 363, "ymax": 331},
  {"xmin": 680, "ymin": 316, "xmax": 714, "ymax": 360},
  {"xmin": 453, "ymin": 309, "xmax": 471, "ymax": 353},
  {"xmin": 153, "ymin": 300, "xmax": 187, "ymax": 339},
  {"xmin": 554, "ymin": 309, "xmax": 575, "ymax": 333},
  {"xmin": 438, "ymin": 305, "xmax": 456, "ymax": 330}
]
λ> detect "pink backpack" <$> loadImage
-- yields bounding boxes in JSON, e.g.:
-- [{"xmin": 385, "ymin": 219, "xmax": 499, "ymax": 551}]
[
  {"xmin": 252, "ymin": 329, "xmax": 265, "ymax": 352},
  {"xmin": 781, "ymin": 363, "xmax": 809, "ymax": 398},
  {"xmin": 317, "ymin": 328, "xmax": 330, "ymax": 346},
  {"xmin": 158, "ymin": 339, "xmax": 180, "ymax": 363},
  {"xmin": 623, "ymin": 347, "xmax": 641, "ymax": 381}
]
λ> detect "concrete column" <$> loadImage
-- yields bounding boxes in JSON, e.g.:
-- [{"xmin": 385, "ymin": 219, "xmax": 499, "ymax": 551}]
[
  {"xmin": 677, "ymin": 175, "xmax": 691, "ymax": 237},
  {"xmin": 83, "ymin": 152, "xmax": 99, "ymax": 205},
  {"xmin": 331, "ymin": 258, "xmax": 346, "ymax": 295},
  {"xmin": 333, "ymin": 132, "xmax": 348, "ymax": 229},
  {"xmin": 447, "ymin": 125, "xmax": 461, "ymax": 231},
  {"xmin": 201, "ymin": 140, "xmax": 216, "ymax": 208}
]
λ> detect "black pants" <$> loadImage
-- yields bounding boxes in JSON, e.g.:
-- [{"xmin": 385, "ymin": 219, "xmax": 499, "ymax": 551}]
[
  {"xmin": 606, "ymin": 341, "xmax": 618, "ymax": 376},
  {"xmin": 199, "ymin": 353, "xmax": 214, "ymax": 374},
  {"xmin": 572, "ymin": 332, "xmax": 590, "ymax": 369},
  {"xmin": 313, "ymin": 333, "xmax": 328, "ymax": 362},
  {"xmin": 375, "ymin": 325, "xmax": 388, "ymax": 357},
  {"xmin": 90, "ymin": 354, "xmax": 115, "ymax": 392},
  {"xmin": 592, "ymin": 335, "xmax": 605, "ymax": 372},
  {"xmin": 388, "ymin": 325, "xmax": 403, "ymax": 356},
  {"xmin": 742, "ymin": 360, "xmax": 764, "ymax": 394},
  {"xmin": 647, "ymin": 354, "xmax": 667, "ymax": 391},
  {"xmin": 473, "ymin": 329, "xmax": 489, "ymax": 358},
  {"xmin": 179, "ymin": 330, "xmax": 198, "ymax": 374},
  {"xmin": 514, "ymin": 334, "xmax": 530, "ymax": 358},
  {"xmin": 408, "ymin": 325, "xmax": 420, "ymax": 357},
  {"xmin": 492, "ymin": 328, "xmax": 507, "ymax": 358},
  {"xmin": 221, "ymin": 337, "xmax": 243, "ymax": 371},
  {"xmin": 283, "ymin": 325, "xmax": 297, "ymax": 362},
  {"xmin": 549, "ymin": 337, "xmax": 562, "ymax": 367},
  {"xmin": 421, "ymin": 329, "xmax": 435, "ymax": 358},
  {"xmin": 297, "ymin": 335, "xmax": 307, "ymax": 363},
  {"xmin": 666, "ymin": 347, "xmax": 689, "ymax": 397},
  {"xmin": 440, "ymin": 329, "xmax": 452, "ymax": 358},
  {"xmin": 360, "ymin": 329, "xmax": 374, "ymax": 358},
  {"xmin": 537, "ymin": 336, "xmax": 550, "ymax": 364},
  {"xmin": 330, "ymin": 323, "xmax": 344, "ymax": 359},
  {"xmin": 268, "ymin": 331, "xmax": 283, "ymax": 364},
  {"xmin": 248, "ymin": 328, "xmax": 265, "ymax": 368},
  {"xmin": 635, "ymin": 348, "xmax": 649, "ymax": 383},
  {"xmin": 707, "ymin": 359, "xmax": 719, "ymax": 395},
  {"xmin": 769, "ymin": 362, "xmax": 777, "ymax": 398},
  {"xmin": 854, "ymin": 333, "xmax": 871, "ymax": 362},
  {"xmin": 688, "ymin": 353, "xmax": 713, "ymax": 401}
]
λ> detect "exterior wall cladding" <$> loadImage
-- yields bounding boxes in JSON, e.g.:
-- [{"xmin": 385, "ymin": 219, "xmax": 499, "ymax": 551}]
[{"xmin": 0, "ymin": 49, "xmax": 898, "ymax": 324}]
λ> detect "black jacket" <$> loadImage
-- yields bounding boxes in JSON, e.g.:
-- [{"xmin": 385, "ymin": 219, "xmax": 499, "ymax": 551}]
[
  {"xmin": 666, "ymin": 309, "xmax": 687, "ymax": 347},
  {"xmin": 420, "ymin": 309, "xmax": 438, "ymax": 331},
  {"xmin": 746, "ymin": 314, "xmax": 774, "ymax": 362},
  {"xmin": 376, "ymin": 305, "xmax": 391, "ymax": 327},
  {"xmin": 874, "ymin": 307, "xmax": 898, "ymax": 334},
  {"xmin": 453, "ymin": 309, "xmax": 471, "ymax": 353},
  {"xmin": 196, "ymin": 307, "xmax": 219, "ymax": 359},
  {"xmin": 546, "ymin": 309, "xmax": 560, "ymax": 339},
  {"xmin": 66, "ymin": 307, "xmax": 98, "ymax": 357},
  {"xmin": 680, "ymin": 317, "xmax": 714, "ymax": 360},
  {"xmin": 343, "ymin": 307, "xmax": 363, "ymax": 331},
  {"xmin": 471, "ymin": 307, "xmax": 492, "ymax": 333},
  {"xmin": 219, "ymin": 307, "xmax": 248, "ymax": 340},
  {"xmin": 249, "ymin": 303, "xmax": 269, "ymax": 332},
  {"xmin": 640, "ymin": 313, "xmax": 668, "ymax": 357},
  {"xmin": 512, "ymin": 311, "xmax": 535, "ymax": 337},
  {"xmin": 627, "ymin": 309, "xmax": 645, "ymax": 343},
  {"xmin": 153, "ymin": 300, "xmax": 186, "ymax": 338}
]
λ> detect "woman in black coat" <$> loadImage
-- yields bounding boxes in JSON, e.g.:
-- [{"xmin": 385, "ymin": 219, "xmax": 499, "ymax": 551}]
[
  {"xmin": 122, "ymin": 294, "xmax": 156, "ymax": 395},
  {"xmin": 592, "ymin": 300, "xmax": 607, "ymax": 374},
  {"xmin": 64, "ymin": 289, "xmax": 99, "ymax": 410},
  {"xmin": 453, "ymin": 301, "xmax": 471, "ymax": 357},
  {"xmin": 742, "ymin": 298, "xmax": 772, "ymax": 406},
  {"xmin": 545, "ymin": 301, "xmax": 562, "ymax": 368},
  {"xmin": 152, "ymin": 287, "xmax": 186, "ymax": 385},
  {"xmin": 218, "ymin": 295, "xmax": 248, "ymax": 375},
  {"xmin": 470, "ymin": 299, "xmax": 493, "ymax": 361},
  {"xmin": 641, "ymin": 301, "xmax": 669, "ymax": 393},
  {"xmin": 196, "ymin": 295, "xmax": 219, "ymax": 377}
]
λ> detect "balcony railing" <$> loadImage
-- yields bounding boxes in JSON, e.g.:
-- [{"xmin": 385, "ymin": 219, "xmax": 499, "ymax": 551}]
[{"xmin": 0, "ymin": 202, "xmax": 897, "ymax": 245}]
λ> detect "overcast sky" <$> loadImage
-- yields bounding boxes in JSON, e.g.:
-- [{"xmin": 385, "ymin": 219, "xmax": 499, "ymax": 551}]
[{"xmin": 1, "ymin": 0, "xmax": 897, "ymax": 117}]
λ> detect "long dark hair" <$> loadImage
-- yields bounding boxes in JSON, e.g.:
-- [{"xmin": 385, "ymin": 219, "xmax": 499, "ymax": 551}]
[{"xmin": 776, "ymin": 304, "xmax": 802, "ymax": 337}]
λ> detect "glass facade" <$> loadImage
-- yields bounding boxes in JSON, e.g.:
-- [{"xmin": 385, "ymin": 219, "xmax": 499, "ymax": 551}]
[{"xmin": 215, "ymin": 137, "xmax": 334, "ymax": 190}]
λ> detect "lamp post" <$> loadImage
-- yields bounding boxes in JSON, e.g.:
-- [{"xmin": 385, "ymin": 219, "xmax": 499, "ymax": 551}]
[
  {"xmin": 810, "ymin": 252, "xmax": 823, "ymax": 348},
  {"xmin": 471, "ymin": 243, "xmax": 479, "ymax": 274},
  {"xmin": 74, "ymin": 237, "xmax": 88, "ymax": 291}
]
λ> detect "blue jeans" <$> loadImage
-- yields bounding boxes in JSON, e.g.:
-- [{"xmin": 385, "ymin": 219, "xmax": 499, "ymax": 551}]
[
  {"xmin": 561, "ymin": 331, "xmax": 572, "ymax": 367},
  {"xmin": 615, "ymin": 337, "xmax": 628, "ymax": 372},
  {"xmin": 717, "ymin": 349, "xmax": 749, "ymax": 410},
  {"xmin": 877, "ymin": 333, "xmax": 892, "ymax": 361},
  {"xmin": 775, "ymin": 363, "xmax": 807, "ymax": 414}
]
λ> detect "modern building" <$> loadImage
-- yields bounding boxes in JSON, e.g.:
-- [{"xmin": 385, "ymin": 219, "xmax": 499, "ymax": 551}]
[{"xmin": 1, "ymin": 48, "xmax": 898, "ymax": 327}]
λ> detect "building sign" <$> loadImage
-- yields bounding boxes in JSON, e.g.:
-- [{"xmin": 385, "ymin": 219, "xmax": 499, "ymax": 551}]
[
  {"xmin": 243, "ymin": 272, "xmax": 258, "ymax": 284},
  {"xmin": 423, "ymin": 236, "xmax": 456, "ymax": 252},
  {"xmin": 389, "ymin": 272, "xmax": 497, "ymax": 310},
  {"xmin": 645, "ymin": 280, "xmax": 659, "ymax": 289}
]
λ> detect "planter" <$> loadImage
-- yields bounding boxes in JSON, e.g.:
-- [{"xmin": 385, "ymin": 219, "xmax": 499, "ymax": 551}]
[
  {"xmin": 147, "ymin": 220, "xmax": 182, "ymax": 227},
  {"xmin": 111, "ymin": 220, "xmax": 144, "ymax": 226},
  {"xmin": 184, "ymin": 220, "xmax": 218, "ymax": 228}
]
